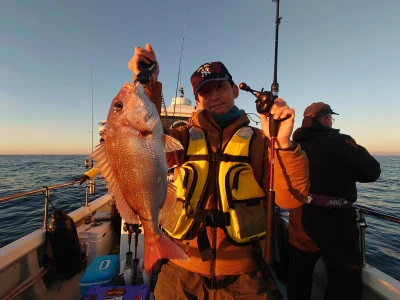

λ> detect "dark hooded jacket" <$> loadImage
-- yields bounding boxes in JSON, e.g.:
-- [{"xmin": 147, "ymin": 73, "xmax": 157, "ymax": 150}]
[{"xmin": 293, "ymin": 119, "xmax": 381, "ymax": 202}]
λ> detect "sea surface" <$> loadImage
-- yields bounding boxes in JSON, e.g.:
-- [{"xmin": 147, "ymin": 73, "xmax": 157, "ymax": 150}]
[{"xmin": 0, "ymin": 155, "xmax": 399, "ymax": 281}]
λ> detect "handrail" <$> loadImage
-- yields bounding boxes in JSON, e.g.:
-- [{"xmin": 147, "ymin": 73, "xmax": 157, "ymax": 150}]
[
  {"xmin": 354, "ymin": 204, "xmax": 400, "ymax": 224},
  {"xmin": 354, "ymin": 204, "xmax": 400, "ymax": 267},
  {"xmin": 0, "ymin": 181, "xmax": 77, "ymax": 202},
  {"xmin": 277, "ymin": 204, "xmax": 399, "ymax": 268},
  {"xmin": 0, "ymin": 179, "xmax": 96, "ymax": 230}
]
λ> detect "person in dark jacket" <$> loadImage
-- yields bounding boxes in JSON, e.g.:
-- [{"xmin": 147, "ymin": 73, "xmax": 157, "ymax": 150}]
[{"xmin": 287, "ymin": 102, "xmax": 381, "ymax": 300}]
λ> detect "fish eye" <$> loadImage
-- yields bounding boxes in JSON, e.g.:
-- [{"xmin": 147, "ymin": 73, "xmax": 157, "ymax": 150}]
[{"xmin": 113, "ymin": 101, "xmax": 123, "ymax": 113}]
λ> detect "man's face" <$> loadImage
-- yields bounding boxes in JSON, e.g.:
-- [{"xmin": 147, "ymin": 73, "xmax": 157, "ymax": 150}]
[{"xmin": 196, "ymin": 80, "xmax": 238, "ymax": 115}]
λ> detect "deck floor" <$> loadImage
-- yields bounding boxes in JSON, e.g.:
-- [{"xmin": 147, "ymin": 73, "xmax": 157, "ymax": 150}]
[{"xmin": 42, "ymin": 269, "xmax": 83, "ymax": 300}]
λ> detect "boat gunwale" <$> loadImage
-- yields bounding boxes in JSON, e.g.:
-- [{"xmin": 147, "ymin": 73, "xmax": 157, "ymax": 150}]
[{"xmin": 0, "ymin": 193, "xmax": 113, "ymax": 272}]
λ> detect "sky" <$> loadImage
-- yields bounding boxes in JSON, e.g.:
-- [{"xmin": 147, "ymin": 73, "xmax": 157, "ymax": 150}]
[{"xmin": 1, "ymin": 0, "xmax": 399, "ymax": 155}]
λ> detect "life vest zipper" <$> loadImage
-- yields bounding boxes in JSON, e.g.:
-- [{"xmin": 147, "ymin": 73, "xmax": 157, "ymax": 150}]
[{"xmin": 209, "ymin": 128, "xmax": 224, "ymax": 280}]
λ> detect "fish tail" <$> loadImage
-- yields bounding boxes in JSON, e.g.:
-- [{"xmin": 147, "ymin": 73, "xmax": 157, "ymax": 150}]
[{"xmin": 143, "ymin": 226, "xmax": 189, "ymax": 276}]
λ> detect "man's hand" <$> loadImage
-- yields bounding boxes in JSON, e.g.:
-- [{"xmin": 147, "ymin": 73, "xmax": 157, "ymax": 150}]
[
  {"xmin": 128, "ymin": 43, "xmax": 159, "ymax": 83},
  {"xmin": 259, "ymin": 98, "xmax": 295, "ymax": 149}
]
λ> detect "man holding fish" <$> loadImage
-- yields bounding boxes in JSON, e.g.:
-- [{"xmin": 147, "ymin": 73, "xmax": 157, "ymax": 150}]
[{"xmin": 122, "ymin": 44, "xmax": 309, "ymax": 298}]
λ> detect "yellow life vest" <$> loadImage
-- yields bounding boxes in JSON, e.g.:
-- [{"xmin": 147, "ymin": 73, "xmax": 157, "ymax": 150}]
[{"xmin": 162, "ymin": 126, "xmax": 267, "ymax": 245}]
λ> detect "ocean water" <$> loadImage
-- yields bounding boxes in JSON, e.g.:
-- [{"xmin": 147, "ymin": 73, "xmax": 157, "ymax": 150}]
[
  {"xmin": 0, "ymin": 155, "xmax": 108, "ymax": 247},
  {"xmin": 0, "ymin": 155, "xmax": 399, "ymax": 281}
]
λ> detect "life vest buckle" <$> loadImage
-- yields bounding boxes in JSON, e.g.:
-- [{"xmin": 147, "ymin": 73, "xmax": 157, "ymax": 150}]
[
  {"xmin": 192, "ymin": 209, "xmax": 230, "ymax": 227},
  {"xmin": 206, "ymin": 211, "xmax": 230, "ymax": 227},
  {"xmin": 210, "ymin": 152, "xmax": 228, "ymax": 162}
]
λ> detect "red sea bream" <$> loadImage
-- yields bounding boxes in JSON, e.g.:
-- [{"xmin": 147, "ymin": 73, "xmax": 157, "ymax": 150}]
[{"xmin": 92, "ymin": 82, "xmax": 188, "ymax": 274}]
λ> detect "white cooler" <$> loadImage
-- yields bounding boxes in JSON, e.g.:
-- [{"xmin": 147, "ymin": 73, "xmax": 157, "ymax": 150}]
[{"xmin": 77, "ymin": 221, "xmax": 117, "ymax": 264}]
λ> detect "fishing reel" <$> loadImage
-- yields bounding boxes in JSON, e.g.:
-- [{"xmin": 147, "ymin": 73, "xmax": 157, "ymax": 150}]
[
  {"xmin": 135, "ymin": 62, "xmax": 158, "ymax": 86},
  {"xmin": 239, "ymin": 82, "xmax": 277, "ymax": 115},
  {"xmin": 123, "ymin": 222, "xmax": 142, "ymax": 236}
]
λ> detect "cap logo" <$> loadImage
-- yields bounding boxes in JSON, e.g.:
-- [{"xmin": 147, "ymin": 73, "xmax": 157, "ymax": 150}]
[
  {"xmin": 197, "ymin": 63, "xmax": 212, "ymax": 78},
  {"xmin": 190, "ymin": 61, "xmax": 232, "ymax": 95}
]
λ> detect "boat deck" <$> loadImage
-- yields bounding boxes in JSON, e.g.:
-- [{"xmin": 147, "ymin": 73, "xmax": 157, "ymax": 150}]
[{"xmin": 45, "ymin": 270, "xmax": 83, "ymax": 300}]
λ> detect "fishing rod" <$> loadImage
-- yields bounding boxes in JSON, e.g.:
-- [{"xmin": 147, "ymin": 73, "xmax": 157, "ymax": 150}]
[
  {"xmin": 171, "ymin": 9, "xmax": 189, "ymax": 122},
  {"xmin": 135, "ymin": 9, "xmax": 189, "ymax": 124},
  {"xmin": 239, "ymin": 0, "xmax": 282, "ymax": 265}
]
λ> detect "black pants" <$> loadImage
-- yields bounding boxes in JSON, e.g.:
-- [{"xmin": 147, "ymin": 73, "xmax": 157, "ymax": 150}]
[{"xmin": 287, "ymin": 206, "xmax": 362, "ymax": 300}]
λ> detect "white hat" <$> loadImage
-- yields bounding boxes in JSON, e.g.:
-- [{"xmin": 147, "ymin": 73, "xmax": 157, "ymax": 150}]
[{"xmin": 98, "ymin": 120, "xmax": 106, "ymax": 132}]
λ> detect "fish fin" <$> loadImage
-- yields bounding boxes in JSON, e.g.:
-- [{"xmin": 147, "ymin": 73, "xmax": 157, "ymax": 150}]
[
  {"xmin": 142, "ymin": 224, "xmax": 189, "ymax": 276},
  {"xmin": 159, "ymin": 182, "xmax": 178, "ymax": 222},
  {"xmin": 164, "ymin": 135, "xmax": 183, "ymax": 153},
  {"xmin": 91, "ymin": 143, "xmax": 139, "ymax": 224}
]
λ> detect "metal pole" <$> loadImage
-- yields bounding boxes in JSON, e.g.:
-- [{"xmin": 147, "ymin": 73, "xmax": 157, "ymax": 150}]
[
  {"xmin": 43, "ymin": 187, "xmax": 50, "ymax": 230},
  {"xmin": 91, "ymin": 67, "xmax": 94, "ymax": 153},
  {"xmin": 85, "ymin": 180, "xmax": 90, "ymax": 207},
  {"xmin": 358, "ymin": 210, "xmax": 368, "ymax": 267}
]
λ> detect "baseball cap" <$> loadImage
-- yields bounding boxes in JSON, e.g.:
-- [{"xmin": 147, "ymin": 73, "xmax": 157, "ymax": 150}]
[
  {"xmin": 304, "ymin": 102, "xmax": 338, "ymax": 118},
  {"xmin": 302, "ymin": 102, "xmax": 339, "ymax": 127},
  {"xmin": 190, "ymin": 62, "xmax": 233, "ymax": 96}
]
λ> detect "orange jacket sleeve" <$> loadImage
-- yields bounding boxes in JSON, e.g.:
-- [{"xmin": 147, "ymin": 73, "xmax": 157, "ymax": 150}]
[{"xmin": 269, "ymin": 144, "xmax": 310, "ymax": 209}]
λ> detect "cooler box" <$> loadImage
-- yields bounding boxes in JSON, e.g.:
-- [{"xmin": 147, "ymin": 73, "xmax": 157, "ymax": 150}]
[
  {"xmin": 77, "ymin": 221, "xmax": 117, "ymax": 264},
  {"xmin": 82, "ymin": 284, "xmax": 150, "ymax": 300},
  {"xmin": 79, "ymin": 255, "xmax": 120, "ymax": 296}
]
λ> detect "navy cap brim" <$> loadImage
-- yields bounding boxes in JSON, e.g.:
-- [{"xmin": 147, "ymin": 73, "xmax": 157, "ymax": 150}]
[
  {"xmin": 194, "ymin": 74, "xmax": 230, "ymax": 95},
  {"xmin": 315, "ymin": 108, "xmax": 339, "ymax": 118}
]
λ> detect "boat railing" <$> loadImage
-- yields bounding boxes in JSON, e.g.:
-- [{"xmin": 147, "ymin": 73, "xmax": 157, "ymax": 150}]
[
  {"xmin": 0, "ymin": 178, "xmax": 96, "ymax": 230},
  {"xmin": 2, "ymin": 183, "xmax": 399, "ymax": 268},
  {"xmin": 355, "ymin": 204, "xmax": 400, "ymax": 267}
]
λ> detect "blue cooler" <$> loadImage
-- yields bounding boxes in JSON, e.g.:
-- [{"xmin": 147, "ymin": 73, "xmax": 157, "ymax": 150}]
[{"xmin": 79, "ymin": 255, "xmax": 119, "ymax": 296}]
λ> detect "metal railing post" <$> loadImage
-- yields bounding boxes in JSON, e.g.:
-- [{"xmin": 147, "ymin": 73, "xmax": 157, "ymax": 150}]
[
  {"xmin": 357, "ymin": 210, "xmax": 368, "ymax": 267},
  {"xmin": 85, "ymin": 178, "xmax": 97, "ymax": 207},
  {"xmin": 43, "ymin": 187, "xmax": 50, "ymax": 230}
]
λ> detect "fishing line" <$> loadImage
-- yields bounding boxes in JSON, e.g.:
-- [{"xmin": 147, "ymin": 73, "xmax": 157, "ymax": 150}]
[
  {"xmin": 246, "ymin": 113, "xmax": 261, "ymax": 125},
  {"xmin": 168, "ymin": 9, "xmax": 189, "ymax": 189}
]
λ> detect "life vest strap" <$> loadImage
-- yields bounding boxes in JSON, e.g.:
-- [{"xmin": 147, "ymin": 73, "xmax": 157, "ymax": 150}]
[
  {"xmin": 198, "ymin": 223, "xmax": 215, "ymax": 262},
  {"xmin": 189, "ymin": 209, "xmax": 231, "ymax": 227},
  {"xmin": 188, "ymin": 153, "xmax": 249, "ymax": 163},
  {"xmin": 194, "ymin": 210, "xmax": 231, "ymax": 262}
]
